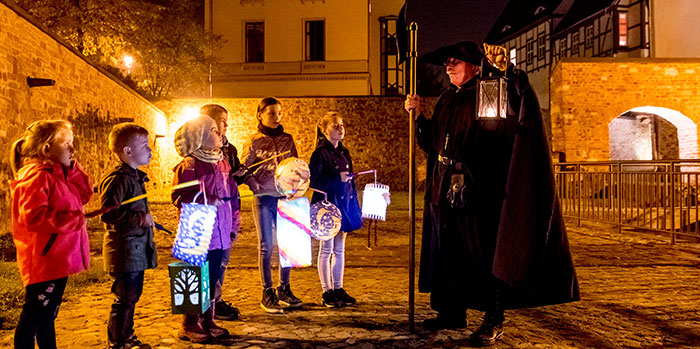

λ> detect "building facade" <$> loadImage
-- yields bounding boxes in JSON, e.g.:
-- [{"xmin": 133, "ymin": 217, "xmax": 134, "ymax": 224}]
[
  {"xmin": 204, "ymin": 0, "xmax": 405, "ymax": 97},
  {"xmin": 488, "ymin": 0, "xmax": 700, "ymax": 161}
]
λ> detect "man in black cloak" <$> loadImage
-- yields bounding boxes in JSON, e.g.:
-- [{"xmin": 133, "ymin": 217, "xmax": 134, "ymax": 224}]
[{"xmin": 404, "ymin": 41, "xmax": 579, "ymax": 346}]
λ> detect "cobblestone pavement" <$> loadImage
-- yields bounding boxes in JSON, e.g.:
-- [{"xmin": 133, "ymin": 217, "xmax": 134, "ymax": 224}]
[{"xmin": 2, "ymin": 195, "xmax": 700, "ymax": 348}]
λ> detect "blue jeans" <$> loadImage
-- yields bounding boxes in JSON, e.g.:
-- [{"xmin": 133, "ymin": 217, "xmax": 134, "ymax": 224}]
[
  {"xmin": 108, "ymin": 271, "xmax": 144, "ymax": 347},
  {"xmin": 253, "ymin": 196, "xmax": 290, "ymax": 289},
  {"xmin": 15, "ymin": 277, "xmax": 67, "ymax": 349},
  {"xmin": 318, "ymin": 232, "xmax": 347, "ymax": 292}
]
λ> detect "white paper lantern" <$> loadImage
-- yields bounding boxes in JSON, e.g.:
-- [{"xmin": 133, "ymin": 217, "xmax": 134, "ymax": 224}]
[
  {"xmin": 362, "ymin": 183, "xmax": 390, "ymax": 221},
  {"xmin": 172, "ymin": 191, "xmax": 217, "ymax": 266}
]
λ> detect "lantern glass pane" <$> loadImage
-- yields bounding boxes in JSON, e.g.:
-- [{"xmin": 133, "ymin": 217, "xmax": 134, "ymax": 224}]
[
  {"xmin": 478, "ymin": 79, "xmax": 500, "ymax": 119},
  {"xmin": 500, "ymin": 78, "xmax": 508, "ymax": 118}
]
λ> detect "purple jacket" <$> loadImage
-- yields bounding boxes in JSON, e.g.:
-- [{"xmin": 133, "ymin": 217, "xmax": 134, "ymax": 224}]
[{"xmin": 172, "ymin": 156, "xmax": 239, "ymax": 251}]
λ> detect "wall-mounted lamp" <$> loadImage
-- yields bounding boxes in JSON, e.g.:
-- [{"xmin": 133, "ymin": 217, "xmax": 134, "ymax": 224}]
[{"xmin": 27, "ymin": 76, "xmax": 56, "ymax": 87}]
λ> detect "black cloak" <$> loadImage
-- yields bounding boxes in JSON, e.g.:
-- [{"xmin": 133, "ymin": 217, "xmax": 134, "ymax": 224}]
[{"xmin": 417, "ymin": 58, "xmax": 579, "ymax": 310}]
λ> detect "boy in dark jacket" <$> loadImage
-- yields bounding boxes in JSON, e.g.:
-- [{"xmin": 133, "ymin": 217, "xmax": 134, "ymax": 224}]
[{"xmin": 99, "ymin": 123, "xmax": 157, "ymax": 349}]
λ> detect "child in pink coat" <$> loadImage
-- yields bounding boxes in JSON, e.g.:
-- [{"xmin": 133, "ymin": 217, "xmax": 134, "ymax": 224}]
[{"xmin": 9, "ymin": 120, "xmax": 92, "ymax": 348}]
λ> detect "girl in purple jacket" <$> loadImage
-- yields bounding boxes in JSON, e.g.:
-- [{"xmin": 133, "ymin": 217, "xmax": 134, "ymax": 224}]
[{"xmin": 172, "ymin": 116, "xmax": 233, "ymax": 343}]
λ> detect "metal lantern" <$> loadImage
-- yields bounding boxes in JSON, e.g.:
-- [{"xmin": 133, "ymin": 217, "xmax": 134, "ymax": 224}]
[
  {"xmin": 168, "ymin": 261, "xmax": 210, "ymax": 314},
  {"xmin": 476, "ymin": 74, "xmax": 508, "ymax": 119}
]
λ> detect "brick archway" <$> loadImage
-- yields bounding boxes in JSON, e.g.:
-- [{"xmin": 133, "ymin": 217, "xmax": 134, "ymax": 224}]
[
  {"xmin": 550, "ymin": 59, "xmax": 700, "ymax": 161},
  {"xmin": 609, "ymin": 106, "xmax": 698, "ymax": 161}
]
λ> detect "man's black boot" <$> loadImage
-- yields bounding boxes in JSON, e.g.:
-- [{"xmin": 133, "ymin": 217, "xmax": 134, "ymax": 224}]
[{"xmin": 470, "ymin": 312, "xmax": 504, "ymax": 346}]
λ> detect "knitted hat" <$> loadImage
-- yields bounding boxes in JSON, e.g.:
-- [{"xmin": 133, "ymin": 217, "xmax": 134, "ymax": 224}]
[{"xmin": 174, "ymin": 115, "xmax": 216, "ymax": 157}]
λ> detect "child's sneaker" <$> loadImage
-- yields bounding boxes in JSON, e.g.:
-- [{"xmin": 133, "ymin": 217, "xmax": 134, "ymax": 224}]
[
  {"xmin": 277, "ymin": 284, "xmax": 303, "ymax": 308},
  {"xmin": 126, "ymin": 335, "xmax": 151, "ymax": 349},
  {"xmin": 334, "ymin": 288, "xmax": 356, "ymax": 306},
  {"xmin": 215, "ymin": 300, "xmax": 241, "ymax": 320},
  {"xmin": 322, "ymin": 290, "xmax": 343, "ymax": 308},
  {"xmin": 260, "ymin": 287, "xmax": 283, "ymax": 314}
]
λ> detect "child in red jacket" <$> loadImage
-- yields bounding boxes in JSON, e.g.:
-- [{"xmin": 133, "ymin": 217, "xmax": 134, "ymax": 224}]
[{"xmin": 9, "ymin": 120, "xmax": 93, "ymax": 349}]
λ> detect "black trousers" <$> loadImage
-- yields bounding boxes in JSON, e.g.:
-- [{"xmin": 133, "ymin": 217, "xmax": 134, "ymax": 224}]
[
  {"xmin": 108, "ymin": 271, "xmax": 144, "ymax": 346},
  {"xmin": 14, "ymin": 277, "xmax": 68, "ymax": 349}
]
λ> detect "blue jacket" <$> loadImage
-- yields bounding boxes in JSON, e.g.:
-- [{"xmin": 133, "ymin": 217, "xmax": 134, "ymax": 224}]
[{"xmin": 309, "ymin": 139, "xmax": 362, "ymax": 232}]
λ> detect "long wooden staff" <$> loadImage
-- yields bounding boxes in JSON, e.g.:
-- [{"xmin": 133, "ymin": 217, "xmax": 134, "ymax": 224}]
[{"xmin": 408, "ymin": 21, "xmax": 418, "ymax": 333}]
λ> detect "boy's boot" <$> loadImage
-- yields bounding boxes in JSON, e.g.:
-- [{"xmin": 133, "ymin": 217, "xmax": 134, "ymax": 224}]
[
  {"xmin": 201, "ymin": 301, "xmax": 230, "ymax": 339},
  {"xmin": 178, "ymin": 314, "xmax": 210, "ymax": 343}
]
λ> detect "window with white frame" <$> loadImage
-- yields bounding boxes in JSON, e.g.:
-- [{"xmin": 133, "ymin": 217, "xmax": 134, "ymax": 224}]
[
  {"xmin": 585, "ymin": 25, "xmax": 594, "ymax": 48},
  {"xmin": 509, "ymin": 47, "xmax": 517, "ymax": 65}
]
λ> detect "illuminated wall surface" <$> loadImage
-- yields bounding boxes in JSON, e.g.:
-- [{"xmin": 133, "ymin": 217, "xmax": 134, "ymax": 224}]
[
  {"xmin": 550, "ymin": 59, "xmax": 700, "ymax": 162},
  {"xmin": 0, "ymin": 2, "xmax": 170, "ymax": 222},
  {"xmin": 205, "ymin": 0, "xmax": 404, "ymax": 97}
]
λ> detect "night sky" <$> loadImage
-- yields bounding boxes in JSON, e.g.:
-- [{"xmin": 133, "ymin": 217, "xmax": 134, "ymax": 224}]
[{"xmin": 407, "ymin": 0, "xmax": 510, "ymax": 55}]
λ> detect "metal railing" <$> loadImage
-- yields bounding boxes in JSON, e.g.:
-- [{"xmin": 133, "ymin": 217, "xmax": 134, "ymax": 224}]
[{"xmin": 554, "ymin": 160, "xmax": 700, "ymax": 243}]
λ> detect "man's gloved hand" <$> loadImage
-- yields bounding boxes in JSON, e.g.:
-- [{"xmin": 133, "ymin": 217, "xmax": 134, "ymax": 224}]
[{"xmin": 483, "ymin": 43, "xmax": 508, "ymax": 72}]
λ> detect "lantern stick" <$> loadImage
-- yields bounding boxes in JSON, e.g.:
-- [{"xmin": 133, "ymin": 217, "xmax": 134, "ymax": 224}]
[
  {"xmin": 309, "ymin": 188, "xmax": 328, "ymax": 201},
  {"xmin": 249, "ymin": 150, "xmax": 291, "ymax": 169},
  {"xmin": 85, "ymin": 180, "xmax": 200, "ymax": 218},
  {"xmin": 121, "ymin": 180, "xmax": 200, "ymax": 205},
  {"xmin": 353, "ymin": 169, "xmax": 377, "ymax": 184}
]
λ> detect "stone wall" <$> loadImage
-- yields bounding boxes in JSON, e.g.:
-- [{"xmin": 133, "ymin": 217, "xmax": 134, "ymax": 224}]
[
  {"xmin": 0, "ymin": 1, "xmax": 168, "ymax": 229},
  {"xmin": 550, "ymin": 58, "xmax": 700, "ymax": 161},
  {"xmin": 156, "ymin": 97, "xmax": 437, "ymax": 192}
]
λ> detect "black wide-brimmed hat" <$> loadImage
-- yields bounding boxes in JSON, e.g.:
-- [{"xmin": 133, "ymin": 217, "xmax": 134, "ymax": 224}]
[{"xmin": 421, "ymin": 41, "xmax": 484, "ymax": 66}]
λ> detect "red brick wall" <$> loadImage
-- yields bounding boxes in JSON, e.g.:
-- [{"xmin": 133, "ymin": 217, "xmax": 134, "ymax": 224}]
[
  {"xmin": 0, "ymin": 2, "xmax": 168, "ymax": 227},
  {"xmin": 157, "ymin": 97, "xmax": 437, "ymax": 192}
]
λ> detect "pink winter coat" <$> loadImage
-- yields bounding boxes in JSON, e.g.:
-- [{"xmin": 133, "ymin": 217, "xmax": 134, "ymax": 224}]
[{"xmin": 10, "ymin": 160, "xmax": 93, "ymax": 286}]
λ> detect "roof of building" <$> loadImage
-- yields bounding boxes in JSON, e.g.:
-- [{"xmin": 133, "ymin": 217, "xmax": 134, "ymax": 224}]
[
  {"xmin": 485, "ymin": 0, "xmax": 565, "ymax": 43},
  {"xmin": 552, "ymin": 0, "xmax": 615, "ymax": 35}
]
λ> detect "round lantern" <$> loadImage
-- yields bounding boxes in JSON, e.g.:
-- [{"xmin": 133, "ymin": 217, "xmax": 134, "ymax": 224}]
[
  {"xmin": 310, "ymin": 200, "xmax": 342, "ymax": 241},
  {"xmin": 275, "ymin": 157, "xmax": 310, "ymax": 199}
]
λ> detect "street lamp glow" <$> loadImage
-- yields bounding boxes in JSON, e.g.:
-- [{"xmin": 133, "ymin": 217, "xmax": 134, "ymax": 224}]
[{"xmin": 123, "ymin": 55, "xmax": 134, "ymax": 68}]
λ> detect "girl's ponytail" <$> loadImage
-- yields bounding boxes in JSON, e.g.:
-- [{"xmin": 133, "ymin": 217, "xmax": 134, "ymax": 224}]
[
  {"xmin": 10, "ymin": 120, "xmax": 72, "ymax": 176},
  {"xmin": 315, "ymin": 112, "xmax": 340, "ymax": 148},
  {"xmin": 10, "ymin": 138, "xmax": 25, "ymax": 176}
]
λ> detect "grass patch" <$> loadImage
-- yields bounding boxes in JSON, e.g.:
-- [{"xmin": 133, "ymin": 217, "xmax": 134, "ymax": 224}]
[
  {"xmin": 0, "ymin": 262, "xmax": 23, "ymax": 330},
  {"xmin": 0, "ymin": 258, "xmax": 109, "ymax": 330}
]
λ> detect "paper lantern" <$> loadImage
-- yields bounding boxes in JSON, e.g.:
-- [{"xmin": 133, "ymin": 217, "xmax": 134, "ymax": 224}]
[
  {"xmin": 362, "ymin": 183, "xmax": 390, "ymax": 221},
  {"xmin": 168, "ymin": 261, "xmax": 210, "ymax": 314},
  {"xmin": 310, "ymin": 200, "xmax": 342, "ymax": 241},
  {"xmin": 172, "ymin": 192, "xmax": 217, "ymax": 266},
  {"xmin": 275, "ymin": 157, "xmax": 310, "ymax": 199},
  {"xmin": 276, "ymin": 197, "xmax": 312, "ymax": 267}
]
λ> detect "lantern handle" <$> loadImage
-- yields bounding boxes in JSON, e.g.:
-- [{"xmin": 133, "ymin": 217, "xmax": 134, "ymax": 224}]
[
  {"xmin": 193, "ymin": 183, "xmax": 208, "ymax": 206},
  {"xmin": 354, "ymin": 169, "xmax": 377, "ymax": 184},
  {"xmin": 310, "ymin": 188, "xmax": 328, "ymax": 201}
]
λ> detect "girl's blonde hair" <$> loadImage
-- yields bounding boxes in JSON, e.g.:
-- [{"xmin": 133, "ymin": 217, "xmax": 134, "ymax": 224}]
[
  {"xmin": 10, "ymin": 120, "xmax": 72, "ymax": 175},
  {"xmin": 315, "ymin": 112, "xmax": 341, "ymax": 148}
]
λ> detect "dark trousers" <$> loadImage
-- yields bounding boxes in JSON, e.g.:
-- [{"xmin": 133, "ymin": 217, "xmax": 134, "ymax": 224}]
[
  {"xmin": 14, "ymin": 277, "xmax": 68, "ymax": 349},
  {"xmin": 108, "ymin": 271, "xmax": 144, "ymax": 346},
  {"xmin": 213, "ymin": 248, "xmax": 231, "ymax": 303},
  {"xmin": 207, "ymin": 249, "xmax": 225, "ymax": 299}
]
